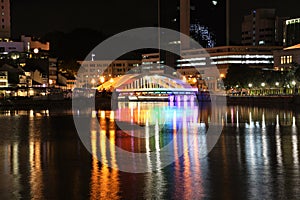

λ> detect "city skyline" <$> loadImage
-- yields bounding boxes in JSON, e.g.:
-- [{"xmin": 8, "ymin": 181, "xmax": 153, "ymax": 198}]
[{"xmin": 10, "ymin": 0, "xmax": 300, "ymax": 44}]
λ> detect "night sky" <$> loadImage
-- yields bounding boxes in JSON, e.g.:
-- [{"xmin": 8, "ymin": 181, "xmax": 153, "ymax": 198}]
[{"xmin": 11, "ymin": 0, "xmax": 300, "ymax": 44}]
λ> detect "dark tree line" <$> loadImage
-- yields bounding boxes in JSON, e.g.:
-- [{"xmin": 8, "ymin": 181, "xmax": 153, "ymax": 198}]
[{"xmin": 223, "ymin": 64, "xmax": 300, "ymax": 89}]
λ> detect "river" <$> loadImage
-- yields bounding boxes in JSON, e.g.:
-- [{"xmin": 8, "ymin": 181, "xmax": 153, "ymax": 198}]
[{"xmin": 0, "ymin": 102, "xmax": 299, "ymax": 199}]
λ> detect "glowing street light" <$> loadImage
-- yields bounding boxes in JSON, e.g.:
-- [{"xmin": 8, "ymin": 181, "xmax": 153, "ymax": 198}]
[
  {"xmin": 33, "ymin": 48, "xmax": 39, "ymax": 54},
  {"xmin": 248, "ymin": 83, "xmax": 253, "ymax": 88},
  {"xmin": 292, "ymin": 80, "xmax": 297, "ymax": 94},
  {"xmin": 261, "ymin": 82, "xmax": 265, "ymax": 87},
  {"xmin": 100, "ymin": 76, "xmax": 105, "ymax": 84},
  {"xmin": 275, "ymin": 82, "xmax": 280, "ymax": 87}
]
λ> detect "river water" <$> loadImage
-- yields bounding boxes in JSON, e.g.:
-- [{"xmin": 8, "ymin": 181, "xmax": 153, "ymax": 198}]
[{"xmin": 0, "ymin": 102, "xmax": 299, "ymax": 199}]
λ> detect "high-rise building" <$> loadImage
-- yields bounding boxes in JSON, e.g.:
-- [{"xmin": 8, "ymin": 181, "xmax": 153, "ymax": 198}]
[
  {"xmin": 0, "ymin": 0, "xmax": 10, "ymax": 39},
  {"xmin": 241, "ymin": 9, "xmax": 285, "ymax": 46},
  {"xmin": 284, "ymin": 17, "xmax": 300, "ymax": 47}
]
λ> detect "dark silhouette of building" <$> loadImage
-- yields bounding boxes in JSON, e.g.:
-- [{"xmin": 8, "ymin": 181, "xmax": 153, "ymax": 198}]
[{"xmin": 242, "ymin": 9, "xmax": 287, "ymax": 46}]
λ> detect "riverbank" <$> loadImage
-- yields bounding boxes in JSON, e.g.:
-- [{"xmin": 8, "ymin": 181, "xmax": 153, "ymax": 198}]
[
  {"xmin": 0, "ymin": 95, "xmax": 299, "ymax": 110},
  {"xmin": 226, "ymin": 95, "xmax": 296, "ymax": 105},
  {"xmin": 0, "ymin": 97, "xmax": 112, "ymax": 110}
]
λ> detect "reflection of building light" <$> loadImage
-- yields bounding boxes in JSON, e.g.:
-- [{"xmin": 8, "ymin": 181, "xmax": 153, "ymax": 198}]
[
  {"xmin": 110, "ymin": 111, "xmax": 114, "ymax": 121},
  {"xmin": 292, "ymin": 116, "xmax": 296, "ymax": 128},
  {"xmin": 276, "ymin": 114, "xmax": 279, "ymax": 127},
  {"xmin": 292, "ymin": 134, "xmax": 299, "ymax": 165},
  {"xmin": 236, "ymin": 110, "xmax": 239, "ymax": 127},
  {"xmin": 100, "ymin": 111, "xmax": 105, "ymax": 119},
  {"xmin": 275, "ymin": 121, "xmax": 282, "ymax": 166},
  {"xmin": 262, "ymin": 112, "xmax": 266, "ymax": 129}
]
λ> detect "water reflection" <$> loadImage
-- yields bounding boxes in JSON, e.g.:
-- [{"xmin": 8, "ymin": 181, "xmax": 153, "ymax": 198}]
[{"xmin": 0, "ymin": 104, "xmax": 300, "ymax": 199}]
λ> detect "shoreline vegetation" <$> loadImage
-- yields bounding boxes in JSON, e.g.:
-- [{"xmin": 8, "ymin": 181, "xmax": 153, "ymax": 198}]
[{"xmin": 0, "ymin": 95, "xmax": 299, "ymax": 110}]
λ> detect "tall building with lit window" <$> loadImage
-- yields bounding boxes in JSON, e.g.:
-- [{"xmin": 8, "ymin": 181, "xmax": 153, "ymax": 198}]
[
  {"xmin": 284, "ymin": 17, "xmax": 300, "ymax": 47},
  {"xmin": 0, "ymin": 0, "xmax": 10, "ymax": 39},
  {"xmin": 242, "ymin": 9, "xmax": 286, "ymax": 46}
]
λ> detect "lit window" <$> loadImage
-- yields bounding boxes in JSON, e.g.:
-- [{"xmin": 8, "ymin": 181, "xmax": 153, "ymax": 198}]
[
  {"xmin": 286, "ymin": 55, "xmax": 293, "ymax": 64},
  {"xmin": 280, "ymin": 56, "xmax": 285, "ymax": 64}
]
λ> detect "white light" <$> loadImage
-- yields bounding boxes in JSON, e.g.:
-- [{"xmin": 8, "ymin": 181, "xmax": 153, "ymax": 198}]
[
  {"xmin": 212, "ymin": 0, "xmax": 218, "ymax": 5},
  {"xmin": 261, "ymin": 82, "xmax": 265, "ymax": 87},
  {"xmin": 33, "ymin": 48, "xmax": 39, "ymax": 54},
  {"xmin": 248, "ymin": 83, "xmax": 253, "ymax": 88},
  {"xmin": 292, "ymin": 80, "xmax": 296, "ymax": 86},
  {"xmin": 275, "ymin": 82, "xmax": 280, "ymax": 86}
]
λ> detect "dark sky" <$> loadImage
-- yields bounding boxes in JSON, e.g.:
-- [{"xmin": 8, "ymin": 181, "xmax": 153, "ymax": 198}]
[{"xmin": 11, "ymin": 0, "xmax": 300, "ymax": 44}]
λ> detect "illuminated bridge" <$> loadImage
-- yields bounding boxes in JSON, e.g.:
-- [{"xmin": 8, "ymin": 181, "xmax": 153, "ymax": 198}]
[{"xmin": 98, "ymin": 74, "xmax": 199, "ymax": 101}]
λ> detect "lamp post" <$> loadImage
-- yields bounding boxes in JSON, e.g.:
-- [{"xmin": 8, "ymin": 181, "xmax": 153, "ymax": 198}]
[
  {"xmin": 275, "ymin": 82, "xmax": 280, "ymax": 95},
  {"xmin": 292, "ymin": 80, "xmax": 296, "ymax": 94},
  {"xmin": 261, "ymin": 82, "xmax": 265, "ymax": 95},
  {"xmin": 248, "ymin": 83, "xmax": 253, "ymax": 95}
]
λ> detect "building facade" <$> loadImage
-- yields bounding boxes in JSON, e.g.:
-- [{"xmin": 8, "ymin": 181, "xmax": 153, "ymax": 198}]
[
  {"xmin": 178, "ymin": 45, "xmax": 282, "ymax": 91},
  {"xmin": 0, "ymin": 0, "xmax": 10, "ymax": 39},
  {"xmin": 77, "ymin": 60, "xmax": 141, "ymax": 88},
  {"xmin": 242, "ymin": 9, "xmax": 285, "ymax": 46},
  {"xmin": 284, "ymin": 17, "xmax": 300, "ymax": 47},
  {"xmin": 0, "ymin": 35, "xmax": 50, "ymax": 54},
  {"xmin": 273, "ymin": 44, "xmax": 300, "ymax": 70}
]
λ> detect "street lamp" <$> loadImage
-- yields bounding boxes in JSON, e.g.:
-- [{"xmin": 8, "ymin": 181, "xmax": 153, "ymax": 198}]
[
  {"xmin": 275, "ymin": 82, "xmax": 280, "ymax": 95},
  {"xmin": 248, "ymin": 83, "xmax": 253, "ymax": 95},
  {"xmin": 292, "ymin": 80, "xmax": 296, "ymax": 94},
  {"xmin": 100, "ymin": 76, "xmax": 105, "ymax": 84},
  {"xmin": 261, "ymin": 82, "xmax": 265, "ymax": 95}
]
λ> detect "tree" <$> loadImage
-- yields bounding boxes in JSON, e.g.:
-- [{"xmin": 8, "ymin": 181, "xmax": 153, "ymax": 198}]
[{"xmin": 223, "ymin": 65, "xmax": 260, "ymax": 89}]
